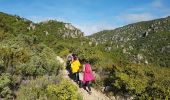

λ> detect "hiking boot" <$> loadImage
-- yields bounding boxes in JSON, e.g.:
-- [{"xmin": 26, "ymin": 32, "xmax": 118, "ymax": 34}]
[{"xmin": 88, "ymin": 91, "xmax": 92, "ymax": 95}]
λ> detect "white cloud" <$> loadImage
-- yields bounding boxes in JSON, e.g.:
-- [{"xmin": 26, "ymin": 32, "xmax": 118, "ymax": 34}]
[
  {"xmin": 128, "ymin": 0, "xmax": 164, "ymax": 12},
  {"xmin": 151, "ymin": 0, "xmax": 163, "ymax": 8},
  {"xmin": 120, "ymin": 0, "xmax": 170, "ymax": 25},
  {"xmin": 118, "ymin": 13, "xmax": 155, "ymax": 24}
]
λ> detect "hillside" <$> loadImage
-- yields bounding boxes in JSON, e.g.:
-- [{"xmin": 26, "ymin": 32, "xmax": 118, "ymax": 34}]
[
  {"xmin": 0, "ymin": 12, "xmax": 170, "ymax": 99},
  {"xmin": 0, "ymin": 11, "xmax": 86, "ymax": 55},
  {"xmin": 88, "ymin": 17, "xmax": 170, "ymax": 99},
  {"xmin": 0, "ymin": 12, "xmax": 84, "ymax": 40},
  {"xmin": 89, "ymin": 16, "xmax": 170, "ymax": 67},
  {"xmin": 0, "ymin": 12, "xmax": 85, "ymax": 99}
]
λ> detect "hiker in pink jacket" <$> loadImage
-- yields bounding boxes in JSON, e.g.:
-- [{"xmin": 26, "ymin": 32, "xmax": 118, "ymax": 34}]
[{"xmin": 82, "ymin": 59, "xmax": 95, "ymax": 94}]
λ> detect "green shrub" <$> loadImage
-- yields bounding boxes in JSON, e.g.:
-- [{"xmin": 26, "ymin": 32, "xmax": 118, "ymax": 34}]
[
  {"xmin": 0, "ymin": 73, "xmax": 13, "ymax": 98},
  {"xmin": 17, "ymin": 76, "xmax": 82, "ymax": 100},
  {"xmin": 47, "ymin": 79, "xmax": 81, "ymax": 100},
  {"xmin": 109, "ymin": 65, "xmax": 170, "ymax": 99},
  {"xmin": 16, "ymin": 75, "xmax": 60, "ymax": 100}
]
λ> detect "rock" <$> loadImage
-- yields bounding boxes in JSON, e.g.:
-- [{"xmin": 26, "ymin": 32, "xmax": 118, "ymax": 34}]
[
  {"xmin": 123, "ymin": 48, "xmax": 127, "ymax": 53},
  {"xmin": 110, "ymin": 96, "xmax": 116, "ymax": 100},
  {"xmin": 89, "ymin": 42, "xmax": 92, "ymax": 46},
  {"xmin": 142, "ymin": 31, "xmax": 149, "ymax": 37},
  {"xmin": 27, "ymin": 23, "xmax": 36, "ymax": 31},
  {"xmin": 127, "ymin": 96, "xmax": 134, "ymax": 100},
  {"xmin": 108, "ymin": 47, "xmax": 112, "ymax": 51},
  {"xmin": 95, "ymin": 42, "xmax": 98, "ymax": 46},
  {"xmin": 120, "ymin": 45, "xmax": 124, "ymax": 48},
  {"xmin": 145, "ymin": 60, "xmax": 148, "ymax": 65},
  {"xmin": 65, "ymin": 23, "xmax": 76, "ymax": 30},
  {"xmin": 116, "ymin": 45, "xmax": 119, "ymax": 48},
  {"xmin": 105, "ymin": 47, "xmax": 112, "ymax": 51},
  {"xmin": 104, "ymin": 86, "xmax": 112, "ymax": 92},
  {"xmin": 116, "ymin": 95, "xmax": 125, "ymax": 100},
  {"xmin": 137, "ymin": 54, "xmax": 143, "ymax": 60},
  {"xmin": 129, "ymin": 46, "xmax": 133, "ymax": 50},
  {"xmin": 44, "ymin": 31, "xmax": 49, "ymax": 36}
]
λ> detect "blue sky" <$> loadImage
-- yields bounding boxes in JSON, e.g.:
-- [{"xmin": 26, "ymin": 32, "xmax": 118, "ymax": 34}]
[{"xmin": 0, "ymin": 0, "xmax": 170, "ymax": 35}]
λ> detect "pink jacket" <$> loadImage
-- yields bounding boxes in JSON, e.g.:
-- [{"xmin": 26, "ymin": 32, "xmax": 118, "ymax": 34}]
[{"xmin": 83, "ymin": 64, "xmax": 95, "ymax": 82}]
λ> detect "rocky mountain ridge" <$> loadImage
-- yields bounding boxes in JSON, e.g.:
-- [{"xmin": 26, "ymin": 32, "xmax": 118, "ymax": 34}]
[
  {"xmin": 0, "ymin": 12, "xmax": 84, "ymax": 40},
  {"xmin": 89, "ymin": 16, "xmax": 170, "ymax": 67}
]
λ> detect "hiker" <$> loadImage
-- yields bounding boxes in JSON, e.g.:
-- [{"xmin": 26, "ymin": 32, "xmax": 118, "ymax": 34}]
[
  {"xmin": 71, "ymin": 54, "xmax": 81, "ymax": 84},
  {"xmin": 66, "ymin": 51, "xmax": 73, "ymax": 74},
  {"xmin": 82, "ymin": 59, "xmax": 95, "ymax": 94}
]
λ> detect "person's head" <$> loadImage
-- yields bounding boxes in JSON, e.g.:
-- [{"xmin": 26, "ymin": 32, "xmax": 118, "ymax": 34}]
[
  {"xmin": 72, "ymin": 53, "xmax": 77, "ymax": 58},
  {"xmin": 73, "ymin": 56, "xmax": 77, "ymax": 60},
  {"xmin": 72, "ymin": 54, "xmax": 76, "ymax": 60}
]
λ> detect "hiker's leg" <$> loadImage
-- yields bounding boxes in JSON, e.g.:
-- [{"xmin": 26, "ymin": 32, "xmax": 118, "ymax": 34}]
[
  {"xmin": 68, "ymin": 69, "xmax": 72, "ymax": 78},
  {"xmin": 83, "ymin": 81, "xmax": 88, "ymax": 91},
  {"xmin": 74, "ymin": 72, "xmax": 77, "ymax": 82},
  {"xmin": 73, "ymin": 73, "xmax": 76, "ymax": 81},
  {"xmin": 87, "ymin": 81, "xmax": 91, "ymax": 91},
  {"xmin": 75, "ymin": 72, "xmax": 79, "ymax": 84},
  {"xmin": 79, "ymin": 80, "xmax": 83, "ymax": 88},
  {"xmin": 77, "ymin": 72, "xmax": 80, "ymax": 83},
  {"xmin": 66, "ymin": 61, "xmax": 70, "ymax": 69},
  {"xmin": 67, "ymin": 61, "xmax": 72, "ymax": 77}
]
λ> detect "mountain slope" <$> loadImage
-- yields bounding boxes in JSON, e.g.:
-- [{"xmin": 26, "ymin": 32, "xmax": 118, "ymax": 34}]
[
  {"xmin": 0, "ymin": 12, "xmax": 84, "ymax": 41},
  {"xmin": 88, "ymin": 17, "xmax": 170, "ymax": 99},
  {"xmin": 89, "ymin": 16, "xmax": 170, "ymax": 67},
  {"xmin": 0, "ymin": 12, "xmax": 85, "ymax": 55},
  {"xmin": 1, "ymin": 12, "xmax": 170, "ymax": 99},
  {"xmin": 0, "ymin": 12, "xmax": 85, "ymax": 99}
]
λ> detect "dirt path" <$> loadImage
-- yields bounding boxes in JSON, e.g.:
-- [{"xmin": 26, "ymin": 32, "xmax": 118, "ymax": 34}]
[{"xmin": 56, "ymin": 56, "xmax": 112, "ymax": 100}]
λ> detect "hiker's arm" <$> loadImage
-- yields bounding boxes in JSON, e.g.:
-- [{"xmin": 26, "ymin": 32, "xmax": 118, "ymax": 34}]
[
  {"xmin": 83, "ymin": 65, "xmax": 85, "ymax": 72},
  {"xmin": 90, "ymin": 66, "xmax": 92, "ymax": 72}
]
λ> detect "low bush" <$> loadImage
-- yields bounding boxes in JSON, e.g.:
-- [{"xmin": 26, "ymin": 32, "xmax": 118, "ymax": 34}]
[
  {"xmin": 108, "ymin": 65, "xmax": 170, "ymax": 99},
  {"xmin": 17, "ymin": 76, "xmax": 82, "ymax": 100}
]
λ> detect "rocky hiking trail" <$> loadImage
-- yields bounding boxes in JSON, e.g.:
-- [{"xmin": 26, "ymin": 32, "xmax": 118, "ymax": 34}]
[{"xmin": 56, "ymin": 56, "xmax": 112, "ymax": 100}]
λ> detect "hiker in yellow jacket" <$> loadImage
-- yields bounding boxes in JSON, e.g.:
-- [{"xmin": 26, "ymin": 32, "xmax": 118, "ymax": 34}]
[{"xmin": 71, "ymin": 54, "xmax": 81, "ymax": 84}]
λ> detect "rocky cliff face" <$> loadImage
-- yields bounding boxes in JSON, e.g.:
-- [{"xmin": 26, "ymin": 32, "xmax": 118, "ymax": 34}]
[
  {"xmin": 89, "ymin": 16, "xmax": 170, "ymax": 67},
  {"xmin": 35, "ymin": 20, "xmax": 84, "ymax": 39},
  {"xmin": 62, "ymin": 23, "xmax": 84, "ymax": 38}
]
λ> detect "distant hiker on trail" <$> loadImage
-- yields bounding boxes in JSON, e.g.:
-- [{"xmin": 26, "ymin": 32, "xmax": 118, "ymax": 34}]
[
  {"xmin": 82, "ymin": 59, "xmax": 95, "ymax": 94},
  {"xmin": 66, "ymin": 51, "xmax": 73, "ymax": 74},
  {"xmin": 71, "ymin": 54, "xmax": 81, "ymax": 84}
]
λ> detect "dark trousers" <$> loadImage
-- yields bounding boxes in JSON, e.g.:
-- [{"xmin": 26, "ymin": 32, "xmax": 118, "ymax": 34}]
[
  {"xmin": 66, "ymin": 61, "xmax": 72, "ymax": 77},
  {"xmin": 66, "ymin": 61, "xmax": 71, "ymax": 71},
  {"xmin": 84, "ymin": 81, "xmax": 91, "ymax": 92},
  {"xmin": 72, "ymin": 72, "xmax": 79, "ymax": 83}
]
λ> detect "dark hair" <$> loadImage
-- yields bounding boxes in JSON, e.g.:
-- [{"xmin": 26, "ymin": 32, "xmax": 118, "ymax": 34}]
[
  {"xmin": 73, "ymin": 56, "xmax": 77, "ymax": 60},
  {"xmin": 72, "ymin": 54, "xmax": 76, "ymax": 60},
  {"xmin": 72, "ymin": 53, "xmax": 76, "ymax": 57}
]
